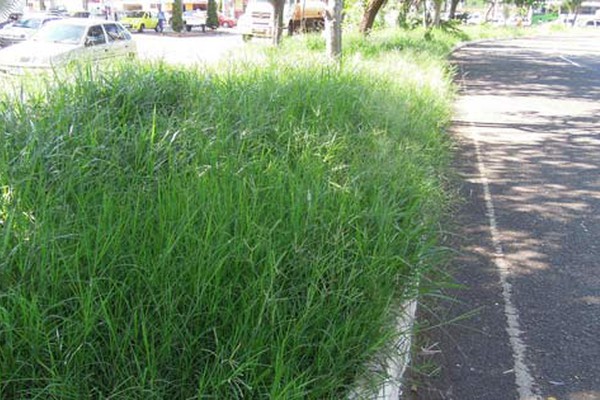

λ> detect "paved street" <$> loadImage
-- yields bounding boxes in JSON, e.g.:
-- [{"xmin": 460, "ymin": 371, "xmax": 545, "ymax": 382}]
[
  {"xmin": 133, "ymin": 29, "xmax": 247, "ymax": 65},
  {"xmin": 407, "ymin": 33, "xmax": 600, "ymax": 400}
]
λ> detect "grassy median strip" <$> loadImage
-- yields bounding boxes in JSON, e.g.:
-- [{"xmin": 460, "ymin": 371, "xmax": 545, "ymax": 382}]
[{"xmin": 0, "ymin": 29, "xmax": 457, "ymax": 398}]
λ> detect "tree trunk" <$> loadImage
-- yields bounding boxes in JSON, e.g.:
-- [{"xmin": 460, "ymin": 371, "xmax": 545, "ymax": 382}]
[
  {"xmin": 484, "ymin": 0, "xmax": 495, "ymax": 22},
  {"xmin": 325, "ymin": 0, "xmax": 342, "ymax": 60},
  {"xmin": 448, "ymin": 0, "xmax": 459, "ymax": 19},
  {"xmin": 571, "ymin": 10, "xmax": 578, "ymax": 26},
  {"xmin": 359, "ymin": 0, "xmax": 387, "ymax": 34},
  {"xmin": 271, "ymin": 0, "xmax": 284, "ymax": 45},
  {"xmin": 433, "ymin": 0, "xmax": 442, "ymax": 26}
]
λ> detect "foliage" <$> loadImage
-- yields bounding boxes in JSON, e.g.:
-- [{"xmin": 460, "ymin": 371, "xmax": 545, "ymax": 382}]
[
  {"xmin": 562, "ymin": 0, "xmax": 583, "ymax": 13},
  {"xmin": 207, "ymin": 0, "xmax": 219, "ymax": 29},
  {"xmin": 0, "ymin": 29, "xmax": 458, "ymax": 398},
  {"xmin": 171, "ymin": 0, "xmax": 184, "ymax": 32}
]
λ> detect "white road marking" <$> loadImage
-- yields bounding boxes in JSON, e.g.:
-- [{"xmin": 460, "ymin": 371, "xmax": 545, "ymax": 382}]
[
  {"xmin": 459, "ymin": 64, "xmax": 541, "ymax": 400},
  {"xmin": 560, "ymin": 55, "xmax": 581, "ymax": 68}
]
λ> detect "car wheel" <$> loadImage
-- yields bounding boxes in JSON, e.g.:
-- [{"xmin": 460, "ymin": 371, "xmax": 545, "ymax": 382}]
[
  {"xmin": 222, "ymin": 22, "xmax": 229, "ymax": 28},
  {"xmin": 138, "ymin": 23, "xmax": 145, "ymax": 33},
  {"xmin": 186, "ymin": 24, "xmax": 192, "ymax": 32},
  {"xmin": 242, "ymin": 34, "xmax": 252, "ymax": 42}
]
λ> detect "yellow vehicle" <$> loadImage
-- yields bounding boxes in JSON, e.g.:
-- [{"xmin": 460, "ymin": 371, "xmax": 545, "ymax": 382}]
[{"xmin": 120, "ymin": 11, "xmax": 159, "ymax": 33}]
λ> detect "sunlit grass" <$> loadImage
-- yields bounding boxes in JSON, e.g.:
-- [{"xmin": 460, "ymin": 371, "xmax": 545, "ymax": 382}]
[{"xmin": 0, "ymin": 32, "xmax": 455, "ymax": 398}]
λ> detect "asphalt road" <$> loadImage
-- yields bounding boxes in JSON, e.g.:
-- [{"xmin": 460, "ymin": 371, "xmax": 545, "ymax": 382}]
[{"xmin": 406, "ymin": 32, "xmax": 600, "ymax": 400}]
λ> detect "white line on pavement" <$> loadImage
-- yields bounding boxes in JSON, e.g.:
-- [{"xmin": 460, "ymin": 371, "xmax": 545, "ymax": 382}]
[
  {"xmin": 459, "ymin": 64, "xmax": 541, "ymax": 400},
  {"xmin": 560, "ymin": 55, "xmax": 581, "ymax": 68}
]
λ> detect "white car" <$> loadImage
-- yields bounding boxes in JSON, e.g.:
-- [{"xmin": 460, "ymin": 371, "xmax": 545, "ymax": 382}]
[
  {"xmin": 0, "ymin": 18, "xmax": 137, "ymax": 75},
  {"xmin": 0, "ymin": 13, "xmax": 62, "ymax": 47}
]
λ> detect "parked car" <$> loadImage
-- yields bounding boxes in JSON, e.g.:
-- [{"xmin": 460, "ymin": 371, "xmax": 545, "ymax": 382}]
[
  {"xmin": 0, "ymin": 18, "xmax": 137, "ymax": 75},
  {"xmin": 585, "ymin": 19, "xmax": 600, "ymax": 26},
  {"xmin": 218, "ymin": 13, "xmax": 236, "ymax": 28},
  {"xmin": 71, "ymin": 11, "xmax": 92, "ymax": 18},
  {"xmin": 47, "ymin": 5, "xmax": 69, "ymax": 16},
  {"xmin": 0, "ymin": 13, "xmax": 62, "ymax": 47},
  {"xmin": 120, "ymin": 11, "xmax": 158, "ymax": 33},
  {"xmin": 182, "ymin": 10, "xmax": 207, "ymax": 32},
  {"xmin": 70, "ymin": 9, "xmax": 109, "ymax": 19},
  {"xmin": 0, "ymin": 12, "xmax": 22, "ymax": 30}
]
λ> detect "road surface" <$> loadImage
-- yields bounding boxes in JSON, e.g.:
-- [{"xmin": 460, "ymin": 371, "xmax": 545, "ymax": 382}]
[
  {"xmin": 407, "ymin": 32, "xmax": 600, "ymax": 400},
  {"xmin": 134, "ymin": 29, "xmax": 247, "ymax": 65}
]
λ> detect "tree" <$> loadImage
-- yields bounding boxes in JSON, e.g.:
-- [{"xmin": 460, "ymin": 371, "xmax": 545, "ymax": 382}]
[
  {"xmin": 432, "ymin": 0, "xmax": 443, "ymax": 26},
  {"xmin": 359, "ymin": 0, "xmax": 387, "ymax": 34},
  {"xmin": 397, "ymin": 0, "xmax": 415, "ymax": 28},
  {"xmin": 505, "ymin": 0, "xmax": 538, "ymax": 22},
  {"xmin": 484, "ymin": 0, "xmax": 497, "ymax": 22},
  {"xmin": 171, "ymin": 0, "xmax": 184, "ymax": 32},
  {"xmin": 270, "ymin": 0, "xmax": 285, "ymax": 45},
  {"xmin": 207, "ymin": 0, "xmax": 219, "ymax": 29},
  {"xmin": 563, "ymin": 0, "xmax": 582, "ymax": 25},
  {"xmin": 325, "ymin": 0, "xmax": 343, "ymax": 59},
  {"xmin": 447, "ymin": 0, "xmax": 460, "ymax": 19}
]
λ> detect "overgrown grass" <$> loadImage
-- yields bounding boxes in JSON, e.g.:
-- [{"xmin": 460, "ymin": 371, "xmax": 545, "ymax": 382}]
[
  {"xmin": 0, "ymin": 31, "xmax": 455, "ymax": 398},
  {"xmin": 278, "ymin": 23, "xmax": 563, "ymax": 62}
]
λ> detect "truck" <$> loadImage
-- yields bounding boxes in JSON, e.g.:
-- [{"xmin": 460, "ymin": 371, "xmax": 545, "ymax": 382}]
[
  {"xmin": 182, "ymin": 10, "xmax": 208, "ymax": 32},
  {"xmin": 238, "ymin": 0, "xmax": 326, "ymax": 41}
]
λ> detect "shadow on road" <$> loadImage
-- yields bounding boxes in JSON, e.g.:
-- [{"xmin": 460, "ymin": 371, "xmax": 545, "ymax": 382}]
[
  {"xmin": 406, "ymin": 34, "xmax": 600, "ymax": 400},
  {"xmin": 452, "ymin": 37, "xmax": 600, "ymax": 101}
]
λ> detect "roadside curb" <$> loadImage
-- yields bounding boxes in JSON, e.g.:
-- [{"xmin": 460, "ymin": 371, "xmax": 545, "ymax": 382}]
[
  {"xmin": 349, "ymin": 297, "xmax": 419, "ymax": 400},
  {"xmin": 374, "ymin": 299, "xmax": 419, "ymax": 399}
]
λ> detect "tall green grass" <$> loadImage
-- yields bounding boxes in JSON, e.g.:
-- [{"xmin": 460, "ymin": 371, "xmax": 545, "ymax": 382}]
[{"xmin": 0, "ymin": 37, "xmax": 454, "ymax": 398}]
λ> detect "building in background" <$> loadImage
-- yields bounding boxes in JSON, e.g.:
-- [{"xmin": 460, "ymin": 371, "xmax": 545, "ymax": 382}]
[{"xmin": 6, "ymin": 0, "xmax": 243, "ymax": 22}]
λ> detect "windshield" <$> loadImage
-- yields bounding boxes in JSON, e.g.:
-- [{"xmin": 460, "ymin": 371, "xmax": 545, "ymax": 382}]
[
  {"xmin": 13, "ymin": 17, "xmax": 43, "ymax": 29},
  {"xmin": 124, "ymin": 11, "xmax": 145, "ymax": 18},
  {"xmin": 33, "ymin": 23, "xmax": 86, "ymax": 44}
]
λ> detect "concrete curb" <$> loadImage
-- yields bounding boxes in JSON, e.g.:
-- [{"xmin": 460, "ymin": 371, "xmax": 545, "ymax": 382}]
[
  {"xmin": 374, "ymin": 299, "xmax": 419, "ymax": 399},
  {"xmin": 349, "ymin": 298, "xmax": 419, "ymax": 400}
]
